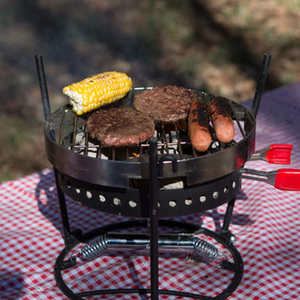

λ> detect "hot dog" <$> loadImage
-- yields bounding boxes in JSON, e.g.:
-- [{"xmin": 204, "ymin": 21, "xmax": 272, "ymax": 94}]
[
  {"xmin": 209, "ymin": 97, "xmax": 235, "ymax": 144},
  {"xmin": 188, "ymin": 100, "xmax": 212, "ymax": 152}
]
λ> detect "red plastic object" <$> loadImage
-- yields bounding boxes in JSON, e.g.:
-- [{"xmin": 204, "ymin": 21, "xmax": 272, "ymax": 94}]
[
  {"xmin": 266, "ymin": 144, "xmax": 293, "ymax": 164},
  {"xmin": 274, "ymin": 169, "xmax": 300, "ymax": 191}
]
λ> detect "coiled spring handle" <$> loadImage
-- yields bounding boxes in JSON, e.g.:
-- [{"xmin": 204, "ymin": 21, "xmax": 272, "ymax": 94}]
[{"xmin": 73, "ymin": 232, "xmax": 227, "ymax": 266}]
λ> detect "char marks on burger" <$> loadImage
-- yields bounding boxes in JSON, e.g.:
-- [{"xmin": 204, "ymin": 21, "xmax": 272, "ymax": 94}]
[
  {"xmin": 134, "ymin": 85, "xmax": 196, "ymax": 123},
  {"xmin": 87, "ymin": 107, "xmax": 155, "ymax": 147}
]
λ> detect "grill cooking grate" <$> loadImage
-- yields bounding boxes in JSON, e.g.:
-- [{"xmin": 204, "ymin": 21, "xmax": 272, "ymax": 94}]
[{"xmin": 49, "ymin": 88, "xmax": 252, "ymax": 163}]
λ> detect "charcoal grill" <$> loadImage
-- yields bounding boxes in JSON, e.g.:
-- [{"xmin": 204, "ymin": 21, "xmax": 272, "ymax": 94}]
[
  {"xmin": 44, "ymin": 87, "xmax": 255, "ymax": 218},
  {"xmin": 35, "ymin": 54, "xmax": 277, "ymax": 300}
]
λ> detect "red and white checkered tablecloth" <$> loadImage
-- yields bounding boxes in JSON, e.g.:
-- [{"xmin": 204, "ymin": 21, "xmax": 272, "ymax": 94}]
[{"xmin": 1, "ymin": 83, "xmax": 300, "ymax": 300}]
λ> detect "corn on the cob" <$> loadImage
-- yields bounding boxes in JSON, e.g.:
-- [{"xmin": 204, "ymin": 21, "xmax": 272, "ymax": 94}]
[{"xmin": 62, "ymin": 71, "xmax": 132, "ymax": 115}]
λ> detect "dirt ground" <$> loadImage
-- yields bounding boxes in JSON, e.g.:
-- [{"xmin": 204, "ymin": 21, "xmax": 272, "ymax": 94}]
[{"xmin": 1, "ymin": 0, "xmax": 300, "ymax": 181}]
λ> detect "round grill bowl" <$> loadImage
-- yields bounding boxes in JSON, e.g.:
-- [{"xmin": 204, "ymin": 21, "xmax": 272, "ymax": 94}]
[{"xmin": 44, "ymin": 88, "xmax": 255, "ymax": 217}]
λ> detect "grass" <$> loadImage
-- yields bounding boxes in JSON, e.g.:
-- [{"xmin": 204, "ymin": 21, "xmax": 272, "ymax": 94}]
[{"xmin": 0, "ymin": 115, "xmax": 49, "ymax": 182}]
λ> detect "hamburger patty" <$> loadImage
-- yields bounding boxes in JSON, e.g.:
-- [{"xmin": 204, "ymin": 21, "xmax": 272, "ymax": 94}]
[
  {"xmin": 134, "ymin": 85, "xmax": 196, "ymax": 123},
  {"xmin": 87, "ymin": 107, "xmax": 155, "ymax": 147}
]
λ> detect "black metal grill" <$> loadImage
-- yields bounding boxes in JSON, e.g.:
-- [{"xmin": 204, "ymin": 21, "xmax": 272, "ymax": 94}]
[
  {"xmin": 35, "ymin": 53, "xmax": 272, "ymax": 300},
  {"xmin": 43, "ymin": 87, "xmax": 255, "ymax": 218},
  {"xmin": 45, "ymin": 88, "xmax": 255, "ymax": 188}
]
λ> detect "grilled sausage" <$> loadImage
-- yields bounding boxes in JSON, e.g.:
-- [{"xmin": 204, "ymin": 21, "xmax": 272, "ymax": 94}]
[
  {"xmin": 188, "ymin": 100, "xmax": 212, "ymax": 152},
  {"xmin": 209, "ymin": 97, "xmax": 235, "ymax": 144}
]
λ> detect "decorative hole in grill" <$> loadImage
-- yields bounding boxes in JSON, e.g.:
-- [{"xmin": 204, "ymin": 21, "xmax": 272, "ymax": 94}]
[
  {"xmin": 129, "ymin": 200, "xmax": 137, "ymax": 208},
  {"xmin": 199, "ymin": 195, "xmax": 206, "ymax": 202},
  {"xmin": 113, "ymin": 198, "xmax": 121, "ymax": 206},
  {"xmin": 99, "ymin": 195, "xmax": 106, "ymax": 202},
  {"xmin": 213, "ymin": 191, "xmax": 219, "ymax": 199},
  {"xmin": 169, "ymin": 200, "xmax": 177, "ymax": 207},
  {"xmin": 185, "ymin": 198, "xmax": 193, "ymax": 205}
]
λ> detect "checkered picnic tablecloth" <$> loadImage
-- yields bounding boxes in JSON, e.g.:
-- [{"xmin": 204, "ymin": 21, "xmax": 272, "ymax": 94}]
[{"xmin": 1, "ymin": 82, "xmax": 300, "ymax": 300}]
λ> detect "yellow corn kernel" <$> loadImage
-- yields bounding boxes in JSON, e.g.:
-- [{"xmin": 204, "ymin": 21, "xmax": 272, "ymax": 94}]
[{"xmin": 62, "ymin": 71, "xmax": 132, "ymax": 115}]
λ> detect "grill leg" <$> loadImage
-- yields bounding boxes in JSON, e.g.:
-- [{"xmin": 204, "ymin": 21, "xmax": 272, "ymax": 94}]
[
  {"xmin": 54, "ymin": 167, "xmax": 80, "ymax": 250},
  {"xmin": 221, "ymin": 197, "xmax": 237, "ymax": 244}
]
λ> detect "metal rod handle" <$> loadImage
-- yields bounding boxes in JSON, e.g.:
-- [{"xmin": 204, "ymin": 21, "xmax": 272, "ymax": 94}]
[
  {"xmin": 35, "ymin": 54, "xmax": 56, "ymax": 141},
  {"xmin": 35, "ymin": 54, "xmax": 51, "ymax": 120},
  {"xmin": 78, "ymin": 232, "xmax": 220, "ymax": 264},
  {"xmin": 251, "ymin": 53, "xmax": 272, "ymax": 118}
]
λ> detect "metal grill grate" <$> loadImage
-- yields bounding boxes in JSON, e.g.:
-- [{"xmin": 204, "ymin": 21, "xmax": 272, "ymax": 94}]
[{"xmin": 48, "ymin": 88, "xmax": 253, "ymax": 163}]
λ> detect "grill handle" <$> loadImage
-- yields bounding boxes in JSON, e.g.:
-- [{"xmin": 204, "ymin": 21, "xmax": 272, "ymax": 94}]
[
  {"xmin": 35, "ymin": 54, "xmax": 51, "ymax": 120},
  {"xmin": 76, "ymin": 233, "xmax": 220, "ymax": 264},
  {"xmin": 274, "ymin": 169, "xmax": 300, "ymax": 191},
  {"xmin": 250, "ymin": 144, "xmax": 293, "ymax": 164},
  {"xmin": 35, "ymin": 54, "xmax": 56, "ymax": 141},
  {"xmin": 242, "ymin": 168, "xmax": 300, "ymax": 191},
  {"xmin": 251, "ymin": 53, "xmax": 272, "ymax": 118}
]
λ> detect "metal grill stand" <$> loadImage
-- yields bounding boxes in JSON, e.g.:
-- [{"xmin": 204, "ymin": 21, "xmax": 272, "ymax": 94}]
[
  {"xmin": 50, "ymin": 138, "xmax": 245, "ymax": 300},
  {"xmin": 35, "ymin": 53, "xmax": 271, "ymax": 300},
  {"xmin": 51, "ymin": 142, "xmax": 244, "ymax": 300}
]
